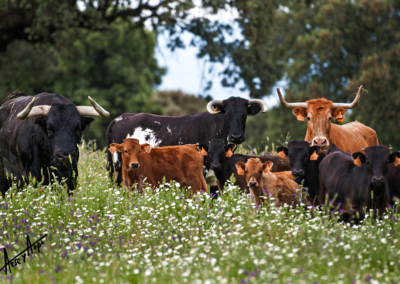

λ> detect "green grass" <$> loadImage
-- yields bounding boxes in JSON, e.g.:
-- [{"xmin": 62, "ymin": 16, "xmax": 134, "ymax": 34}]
[{"xmin": 0, "ymin": 140, "xmax": 400, "ymax": 283}]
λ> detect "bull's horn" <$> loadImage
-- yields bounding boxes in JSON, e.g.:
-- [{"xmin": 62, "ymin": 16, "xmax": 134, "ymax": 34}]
[
  {"xmin": 248, "ymin": 99, "xmax": 269, "ymax": 113},
  {"xmin": 332, "ymin": 85, "xmax": 363, "ymax": 109},
  {"xmin": 277, "ymin": 88, "xmax": 308, "ymax": 109},
  {"xmin": 76, "ymin": 96, "xmax": 110, "ymax": 117},
  {"xmin": 207, "ymin": 100, "xmax": 223, "ymax": 114},
  {"xmin": 17, "ymin": 97, "xmax": 51, "ymax": 120}
]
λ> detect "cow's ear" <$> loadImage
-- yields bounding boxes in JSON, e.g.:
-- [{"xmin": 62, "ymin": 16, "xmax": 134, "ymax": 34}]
[
  {"xmin": 247, "ymin": 104, "xmax": 262, "ymax": 116},
  {"xmin": 276, "ymin": 146, "xmax": 288, "ymax": 159},
  {"xmin": 81, "ymin": 117, "xmax": 95, "ymax": 131},
  {"xmin": 309, "ymin": 146, "xmax": 321, "ymax": 160},
  {"xmin": 141, "ymin": 143, "xmax": 151, "ymax": 153},
  {"xmin": 34, "ymin": 116, "xmax": 47, "ymax": 131},
  {"xmin": 109, "ymin": 143, "xmax": 123, "ymax": 154},
  {"xmin": 389, "ymin": 152, "xmax": 400, "ymax": 167},
  {"xmin": 332, "ymin": 107, "xmax": 347, "ymax": 122},
  {"xmin": 197, "ymin": 144, "xmax": 208, "ymax": 156},
  {"xmin": 352, "ymin": 152, "xmax": 366, "ymax": 167},
  {"xmin": 292, "ymin": 107, "xmax": 307, "ymax": 121},
  {"xmin": 235, "ymin": 162, "xmax": 246, "ymax": 175},
  {"xmin": 262, "ymin": 161, "xmax": 274, "ymax": 173},
  {"xmin": 225, "ymin": 144, "xmax": 236, "ymax": 157}
]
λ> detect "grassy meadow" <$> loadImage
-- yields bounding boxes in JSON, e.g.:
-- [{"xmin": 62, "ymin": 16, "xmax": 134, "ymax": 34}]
[{"xmin": 0, "ymin": 139, "xmax": 400, "ymax": 284}]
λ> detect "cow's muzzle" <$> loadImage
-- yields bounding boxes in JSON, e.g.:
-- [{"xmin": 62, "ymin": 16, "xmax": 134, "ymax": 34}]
[
  {"xmin": 229, "ymin": 134, "xmax": 244, "ymax": 144},
  {"xmin": 249, "ymin": 182, "xmax": 258, "ymax": 188},
  {"xmin": 56, "ymin": 152, "xmax": 74, "ymax": 165},
  {"xmin": 130, "ymin": 163, "xmax": 140, "ymax": 169},
  {"xmin": 312, "ymin": 137, "xmax": 329, "ymax": 148},
  {"xmin": 372, "ymin": 176, "xmax": 384, "ymax": 185}
]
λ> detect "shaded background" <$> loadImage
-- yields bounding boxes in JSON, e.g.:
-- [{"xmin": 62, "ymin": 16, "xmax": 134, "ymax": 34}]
[{"xmin": 1, "ymin": 0, "xmax": 399, "ymax": 150}]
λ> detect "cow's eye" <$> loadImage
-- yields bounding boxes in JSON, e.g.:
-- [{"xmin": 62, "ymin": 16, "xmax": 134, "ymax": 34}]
[
  {"xmin": 244, "ymin": 170, "xmax": 247, "ymax": 174},
  {"xmin": 328, "ymin": 117, "xmax": 332, "ymax": 121},
  {"xmin": 47, "ymin": 127, "xmax": 53, "ymax": 134},
  {"xmin": 259, "ymin": 170, "xmax": 262, "ymax": 174},
  {"xmin": 124, "ymin": 150, "xmax": 128, "ymax": 153}
]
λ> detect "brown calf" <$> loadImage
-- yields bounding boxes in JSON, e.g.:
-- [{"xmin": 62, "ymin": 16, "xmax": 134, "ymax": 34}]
[
  {"xmin": 235, "ymin": 158, "xmax": 301, "ymax": 207},
  {"xmin": 108, "ymin": 138, "xmax": 208, "ymax": 194}
]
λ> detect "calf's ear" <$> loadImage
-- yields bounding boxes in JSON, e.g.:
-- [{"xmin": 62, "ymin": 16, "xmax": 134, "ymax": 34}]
[
  {"xmin": 225, "ymin": 144, "xmax": 236, "ymax": 157},
  {"xmin": 262, "ymin": 161, "xmax": 274, "ymax": 173},
  {"xmin": 309, "ymin": 146, "xmax": 321, "ymax": 160},
  {"xmin": 141, "ymin": 143, "xmax": 151, "ymax": 153},
  {"xmin": 332, "ymin": 107, "xmax": 347, "ymax": 122},
  {"xmin": 197, "ymin": 144, "xmax": 208, "ymax": 156},
  {"xmin": 276, "ymin": 146, "xmax": 288, "ymax": 159},
  {"xmin": 292, "ymin": 107, "xmax": 307, "ymax": 121},
  {"xmin": 351, "ymin": 152, "xmax": 366, "ymax": 167},
  {"xmin": 389, "ymin": 152, "xmax": 400, "ymax": 167},
  {"xmin": 235, "ymin": 162, "xmax": 246, "ymax": 175},
  {"xmin": 109, "ymin": 143, "xmax": 123, "ymax": 154}
]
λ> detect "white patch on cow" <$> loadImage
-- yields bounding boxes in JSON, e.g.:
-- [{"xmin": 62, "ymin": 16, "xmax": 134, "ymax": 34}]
[
  {"xmin": 113, "ymin": 152, "xmax": 119, "ymax": 164},
  {"xmin": 127, "ymin": 127, "xmax": 162, "ymax": 147},
  {"xmin": 167, "ymin": 125, "xmax": 172, "ymax": 134},
  {"xmin": 115, "ymin": 116, "xmax": 123, "ymax": 122}
]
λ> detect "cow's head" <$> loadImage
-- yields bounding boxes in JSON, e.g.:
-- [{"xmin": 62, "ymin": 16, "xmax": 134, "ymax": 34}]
[
  {"xmin": 17, "ymin": 96, "xmax": 109, "ymax": 168},
  {"xmin": 352, "ymin": 146, "xmax": 400, "ymax": 189},
  {"xmin": 277, "ymin": 86, "xmax": 363, "ymax": 148},
  {"xmin": 235, "ymin": 158, "xmax": 272, "ymax": 189},
  {"xmin": 277, "ymin": 141, "xmax": 321, "ymax": 184},
  {"xmin": 198, "ymin": 139, "xmax": 236, "ymax": 172},
  {"xmin": 109, "ymin": 138, "xmax": 151, "ymax": 171},
  {"xmin": 207, "ymin": 97, "xmax": 269, "ymax": 144}
]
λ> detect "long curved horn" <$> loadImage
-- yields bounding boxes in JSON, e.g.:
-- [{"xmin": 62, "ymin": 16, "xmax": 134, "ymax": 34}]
[
  {"xmin": 277, "ymin": 88, "xmax": 308, "ymax": 109},
  {"xmin": 248, "ymin": 99, "xmax": 269, "ymax": 113},
  {"xmin": 76, "ymin": 96, "xmax": 110, "ymax": 117},
  {"xmin": 17, "ymin": 97, "xmax": 51, "ymax": 120},
  {"xmin": 332, "ymin": 85, "xmax": 363, "ymax": 109},
  {"xmin": 207, "ymin": 100, "xmax": 223, "ymax": 114}
]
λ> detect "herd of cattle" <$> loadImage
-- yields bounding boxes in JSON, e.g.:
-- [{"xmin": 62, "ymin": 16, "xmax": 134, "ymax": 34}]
[{"xmin": 0, "ymin": 86, "xmax": 399, "ymax": 221}]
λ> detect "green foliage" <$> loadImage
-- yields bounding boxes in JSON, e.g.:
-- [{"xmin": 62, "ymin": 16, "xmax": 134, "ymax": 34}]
[
  {"xmin": 1, "ymin": 142, "xmax": 400, "ymax": 283},
  {"xmin": 152, "ymin": 90, "xmax": 207, "ymax": 116}
]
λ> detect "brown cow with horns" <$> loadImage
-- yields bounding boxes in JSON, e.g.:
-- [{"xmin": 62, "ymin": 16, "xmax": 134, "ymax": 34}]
[{"xmin": 277, "ymin": 85, "xmax": 379, "ymax": 153}]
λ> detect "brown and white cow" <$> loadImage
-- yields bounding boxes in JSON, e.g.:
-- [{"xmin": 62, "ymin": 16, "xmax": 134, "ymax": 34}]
[
  {"xmin": 277, "ymin": 85, "xmax": 379, "ymax": 153},
  {"xmin": 235, "ymin": 158, "xmax": 302, "ymax": 207},
  {"xmin": 108, "ymin": 138, "xmax": 208, "ymax": 194}
]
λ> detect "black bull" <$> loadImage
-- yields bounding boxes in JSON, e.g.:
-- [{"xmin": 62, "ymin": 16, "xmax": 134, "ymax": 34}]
[
  {"xmin": 0, "ymin": 92, "xmax": 109, "ymax": 196},
  {"xmin": 106, "ymin": 97, "xmax": 268, "ymax": 184}
]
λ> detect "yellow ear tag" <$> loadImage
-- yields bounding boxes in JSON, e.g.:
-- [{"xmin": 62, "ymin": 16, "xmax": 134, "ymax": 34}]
[
  {"xmin": 278, "ymin": 151, "xmax": 286, "ymax": 159},
  {"xmin": 214, "ymin": 107, "xmax": 218, "ymax": 112},
  {"xmin": 200, "ymin": 148, "xmax": 208, "ymax": 156},
  {"xmin": 310, "ymin": 151, "xmax": 319, "ymax": 161},
  {"xmin": 394, "ymin": 156, "xmax": 400, "ymax": 167},
  {"xmin": 336, "ymin": 111, "xmax": 344, "ymax": 122},
  {"xmin": 354, "ymin": 156, "xmax": 362, "ymax": 167},
  {"xmin": 297, "ymin": 113, "xmax": 305, "ymax": 121},
  {"xmin": 237, "ymin": 167, "xmax": 245, "ymax": 175},
  {"xmin": 225, "ymin": 149, "xmax": 233, "ymax": 157}
]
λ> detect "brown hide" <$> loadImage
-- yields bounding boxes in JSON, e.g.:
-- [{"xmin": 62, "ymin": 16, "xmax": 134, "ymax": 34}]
[
  {"xmin": 109, "ymin": 139, "xmax": 207, "ymax": 194},
  {"xmin": 294, "ymin": 98, "xmax": 378, "ymax": 152},
  {"xmin": 236, "ymin": 158, "xmax": 302, "ymax": 207}
]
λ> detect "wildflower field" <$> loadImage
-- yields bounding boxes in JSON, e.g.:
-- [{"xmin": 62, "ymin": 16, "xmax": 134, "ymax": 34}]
[{"xmin": 1, "ymin": 140, "xmax": 400, "ymax": 284}]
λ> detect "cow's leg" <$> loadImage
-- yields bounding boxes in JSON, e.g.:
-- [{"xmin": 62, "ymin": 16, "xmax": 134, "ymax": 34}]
[{"xmin": 0, "ymin": 158, "xmax": 8, "ymax": 197}]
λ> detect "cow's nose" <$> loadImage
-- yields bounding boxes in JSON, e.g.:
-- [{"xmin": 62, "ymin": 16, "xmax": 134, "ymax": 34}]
[
  {"xmin": 211, "ymin": 164, "xmax": 221, "ymax": 170},
  {"xmin": 249, "ymin": 182, "xmax": 257, "ymax": 187},
  {"xmin": 231, "ymin": 134, "xmax": 242, "ymax": 139},
  {"xmin": 131, "ymin": 163, "xmax": 139, "ymax": 169},
  {"xmin": 57, "ymin": 153, "xmax": 73, "ymax": 164},
  {"xmin": 372, "ymin": 176, "xmax": 384, "ymax": 184},
  {"xmin": 313, "ymin": 138, "xmax": 327, "ymax": 146},
  {"xmin": 292, "ymin": 169, "xmax": 304, "ymax": 177}
]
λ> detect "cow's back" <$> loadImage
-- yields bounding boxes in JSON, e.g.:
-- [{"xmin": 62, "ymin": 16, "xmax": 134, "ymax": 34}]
[{"xmin": 330, "ymin": 122, "xmax": 379, "ymax": 153}]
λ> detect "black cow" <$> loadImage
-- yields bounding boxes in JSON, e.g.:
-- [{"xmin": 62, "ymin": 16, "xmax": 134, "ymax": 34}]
[
  {"xmin": 319, "ymin": 144, "xmax": 400, "ymax": 221},
  {"xmin": 276, "ymin": 140, "xmax": 327, "ymax": 205},
  {"xmin": 106, "ymin": 97, "xmax": 268, "ymax": 184},
  {"xmin": 198, "ymin": 139, "xmax": 290, "ymax": 194},
  {"xmin": 0, "ymin": 92, "xmax": 109, "ymax": 196}
]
